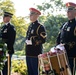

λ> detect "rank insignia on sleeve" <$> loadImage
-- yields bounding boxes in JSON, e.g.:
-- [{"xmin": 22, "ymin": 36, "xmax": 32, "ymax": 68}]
[
  {"xmin": 74, "ymin": 27, "xmax": 76, "ymax": 36},
  {"xmin": 40, "ymin": 32, "xmax": 47, "ymax": 38}
]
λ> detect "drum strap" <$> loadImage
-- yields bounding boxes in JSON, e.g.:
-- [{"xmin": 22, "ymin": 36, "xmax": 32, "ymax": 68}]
[
  {"xmin": 38, "ymin": 55, "xmax": 46, "ymax": 74},
  {"xmin": 63, "ymin": 52, "xmax": 72, "ymax": 75},
  {"xmin": 47, "ymin": 53, "xmax": 55, "ymax": 75},
  {"xmin": 56, "ymin": 53, "xmax": 65, "ymax": 75}
]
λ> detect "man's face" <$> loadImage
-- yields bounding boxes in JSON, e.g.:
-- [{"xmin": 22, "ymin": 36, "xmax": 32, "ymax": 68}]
[
  {"xmin": 3, "ymin": 16, "xmax": 11, "ymax": 23},
  {"xmin": 67, "ymin": 8, "xmax": 76, "ymax": 20},
  {"xmin": 29, "ymin": 11, "xmax": 39, "ymax": 22}
]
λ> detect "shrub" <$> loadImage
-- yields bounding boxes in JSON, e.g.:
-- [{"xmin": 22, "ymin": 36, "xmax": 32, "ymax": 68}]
[{"xmin": 12, "ymin": 60, "xmax": 28, "ymax": 75}]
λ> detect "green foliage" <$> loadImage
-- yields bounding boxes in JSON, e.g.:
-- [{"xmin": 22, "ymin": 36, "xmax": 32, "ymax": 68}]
[
  {"xmin": 12, "ymin": 60, "xmax": 28, "ymax": 75},
  {"xmin": 14, "ymin": 50, "xmax": 25, "ymax": 56},
  {"xmin": 11, "ymin": 16, "xmax": 29, "ymax": 51},
  {"xmin": 9, "ymin": 16, "xmax": 28, "ymax": 51},
  {"xmin": 44, "ymin": 15, "xmax": 65, "ymax": 41},
  {"xmin": 38, "ymin": 16, "xmax": 47, "ymax": 24},
  {"xmin": 37, "ymin": 0, "xmax": 65, "ymax": 15},
  {"xmin": 12, "ymin": 16, "xmax": 28, "ymax": 37},
  {"xmin": 0, "ymin": 0, "xmax": 15, "ymax": 15},
  {"xmin": 42, "ymin": 15, "xmax": 67, "ymax": 52},
  {"xmin": 0, "ymin": 40, "xmax": 7, "ymax": 70}
]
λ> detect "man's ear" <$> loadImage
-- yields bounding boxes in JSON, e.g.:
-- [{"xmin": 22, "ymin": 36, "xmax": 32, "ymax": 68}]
[{"xmin": 37, "ymin": 14, "xmax": 39, "ymax": 17}]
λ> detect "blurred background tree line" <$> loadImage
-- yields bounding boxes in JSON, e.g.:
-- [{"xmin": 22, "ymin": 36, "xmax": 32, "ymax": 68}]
[{"xmin": 0, "ymin": 0, "xmax": 68, "ymax": 56}]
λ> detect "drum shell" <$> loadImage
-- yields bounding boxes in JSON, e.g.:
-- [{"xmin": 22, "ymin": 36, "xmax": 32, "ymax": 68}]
[{"xmin": 38, "ymin": 51, "xmax": 71, "ymax": 75}]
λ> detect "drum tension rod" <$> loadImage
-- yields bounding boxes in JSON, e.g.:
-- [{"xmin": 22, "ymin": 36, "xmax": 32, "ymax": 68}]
[
  {"xmin": 66, "ymin": 65, "xmax": 68, "ymax": 68},
  {"xmin": 42, "ymin": 69, "xmax": 57, "ymax": 74},
  {"xmin": 60, "ymin": 67, "xmax": 64, "ymax": 71},
  {"xmin": 42, "ymin": 71, "xmax": 46, "ymax": 74}
]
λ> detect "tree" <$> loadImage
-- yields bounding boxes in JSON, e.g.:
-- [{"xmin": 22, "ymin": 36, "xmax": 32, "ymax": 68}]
[
  {"xmin": 11, "ymin": 16, "xmax": 29, "ymax": 51},
  {"xmin": 43, "ymin": 15, "xmax": 67, "ymax": 52},
  {"xmin": 0, "ymin": 0, "xmax": 15, "ymax": 16},
  {"xmin": 37, "ymin": 0, "xmax": 65, "ymax": 15}
]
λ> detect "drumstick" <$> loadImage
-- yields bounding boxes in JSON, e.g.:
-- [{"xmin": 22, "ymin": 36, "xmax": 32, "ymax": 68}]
[
  {"xmin": 47, "ymin": 52, "xmax": 55, "ymax": 75},
  {"xmin": 56, "ymin": 52, "xmax": 64, "ymax": 75},
  {"xmin": 62, "ymin": 50, "xmax": 72, "ymax": 75}
]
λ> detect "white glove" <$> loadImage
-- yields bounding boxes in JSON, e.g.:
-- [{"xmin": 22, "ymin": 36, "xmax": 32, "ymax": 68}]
[
  {"xmin": 25, "ymin": 39, "xmax": 32, "ymax": 45},
  {"xmin": 56, "ymin": 44, "xmax": 65, "ymax": 51},
  {"xmin": 50, "ymin": 47, "xmax": 57, "ymax": 52}
]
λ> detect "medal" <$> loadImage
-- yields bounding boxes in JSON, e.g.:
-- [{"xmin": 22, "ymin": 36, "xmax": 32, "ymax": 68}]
[
  {"xmin": 67, "ymin": 27, "xmax": 70, "ymax": 31},
  {"xmin": 31, "ymin": 29, "xmax": 34, "ymax": 34}
]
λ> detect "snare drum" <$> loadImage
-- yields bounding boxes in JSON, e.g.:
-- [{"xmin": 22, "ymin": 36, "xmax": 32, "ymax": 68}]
[{"xmin": 38, "ymin": 47, "xmax": 72, "ymax": 75}]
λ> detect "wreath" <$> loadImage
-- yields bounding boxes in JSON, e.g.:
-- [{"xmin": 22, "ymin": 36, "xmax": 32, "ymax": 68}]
[{"xmin": 0, "ymin": 38, "xmax": 7, "ymax": 71}]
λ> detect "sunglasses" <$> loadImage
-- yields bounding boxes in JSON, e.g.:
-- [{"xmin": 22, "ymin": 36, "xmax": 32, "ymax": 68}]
[
  {"xmin": 30, "ymin": 12, "xmax": 38, "ymax": 15},
  {"xmin": 66, "ymin": 7, "xmax": 76, "ymax": 12}
]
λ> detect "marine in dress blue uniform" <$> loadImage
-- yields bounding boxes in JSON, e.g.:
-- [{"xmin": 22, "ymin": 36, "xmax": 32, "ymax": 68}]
[
  {"xmin": 56, "ymin": 2, "xmax": 76, "ymax": 75},
  {"xmin": 1, "ymin": 12, "xmax": 16, "ymax": 75},
  {"xmin": 25, "ymin": 8, "xmax": 47, "ymax": 75}
]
